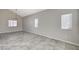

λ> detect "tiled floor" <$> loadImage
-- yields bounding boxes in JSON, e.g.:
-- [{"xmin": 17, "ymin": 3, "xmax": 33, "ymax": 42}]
[{"xmin": 0, "ymin": 31, "xmax": 79, "ymax": 50}]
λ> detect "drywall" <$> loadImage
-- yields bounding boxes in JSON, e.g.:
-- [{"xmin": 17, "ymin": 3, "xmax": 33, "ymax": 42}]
[
  {"xmin": 0, "ymin": 9, "xmax": 22, "ymax": 33},
  {"xmin": 23, "ymin": 9, "xmax": 79, "ymax": 46}
]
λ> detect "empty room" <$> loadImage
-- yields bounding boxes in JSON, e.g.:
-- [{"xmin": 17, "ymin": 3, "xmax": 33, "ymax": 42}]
[{"xmin": 0, "ymin": 9, "xmax": 79, "ymax": 50}]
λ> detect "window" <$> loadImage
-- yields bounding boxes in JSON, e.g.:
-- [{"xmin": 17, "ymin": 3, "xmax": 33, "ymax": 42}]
[
  {"xmin": 8, "ymin": 20, "xmax": 17, "ymax": 27},
  {"xmin": 35, "ymin": 18, "xmax": 38, "ymax": 28},
  {"xmin": 61, "ymin": 14, "xmax": 72, "ymax": 30}
]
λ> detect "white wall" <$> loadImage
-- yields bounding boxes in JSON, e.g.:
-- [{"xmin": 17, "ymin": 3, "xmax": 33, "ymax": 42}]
[{"xmin": 23, "ymin": 9, "xmax": 79, "ymax": 46}]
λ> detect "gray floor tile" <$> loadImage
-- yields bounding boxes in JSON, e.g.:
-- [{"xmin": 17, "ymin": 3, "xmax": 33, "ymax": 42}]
[{"xmin": 0, "ymin": 31, "xmax": 79, "ymax": 50}]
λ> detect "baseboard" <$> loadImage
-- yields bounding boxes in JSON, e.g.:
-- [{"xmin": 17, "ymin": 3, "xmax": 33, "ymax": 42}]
[
  {"xmin": 1, "ymin": 30, "xmax": 79, "ymax": 47},
  {"xmin": 24, "ymin": 31, "xmax": 79, "ymax": 47},
  {"xmin": 0, "ymin": 30, "xmax": 23, "ymax": 34}
]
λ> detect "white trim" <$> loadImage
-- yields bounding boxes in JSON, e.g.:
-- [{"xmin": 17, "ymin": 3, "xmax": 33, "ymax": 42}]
[
  {"xmin": 0, "ymin": 30, "xmax": 23, "ymax": 34},
  {"xmin": 25, "ymin": 31, "xmax": 79, "ymax": 47}
]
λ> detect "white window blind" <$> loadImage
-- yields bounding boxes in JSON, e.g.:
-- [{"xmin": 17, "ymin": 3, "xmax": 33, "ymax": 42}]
[
  {"xmin": 61, "ymin": 14, "xmax": 72, "ymax": 30},
  {"xmin": 8, "ymin": 20, "xmax": 17, "ymax": 27},
  {"xmin": 35, "ymin": 18, "xmax": 38, "ymax": 28}
]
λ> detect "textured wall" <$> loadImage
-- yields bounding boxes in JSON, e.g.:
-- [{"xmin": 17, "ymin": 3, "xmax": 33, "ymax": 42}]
[
  {"xmin": 23, "ymin": 9, "xmax": 79, "ymax": 46},
  {"xmin": 0, "ymin": 9, "xmax": 22, "ymax": 33}
]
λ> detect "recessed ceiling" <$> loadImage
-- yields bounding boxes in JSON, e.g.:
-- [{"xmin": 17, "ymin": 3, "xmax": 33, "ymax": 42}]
[{"xmin": 9, "ymin": 9, "xmax": 46, "ymax": 17}]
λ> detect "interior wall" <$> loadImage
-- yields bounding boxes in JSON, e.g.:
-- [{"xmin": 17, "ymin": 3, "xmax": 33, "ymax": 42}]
[
  {"xmin": 0, "ymin": 9, "xmax": 22, "ymax": 33},
  {"xmin": 23, "ymin": 9, "xmax": 79, "ymax": 46}
]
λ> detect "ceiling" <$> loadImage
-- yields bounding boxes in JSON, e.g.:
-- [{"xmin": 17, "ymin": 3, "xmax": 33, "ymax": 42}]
[{"xmin": 10, "ymin": 9, "xmax": 46, "ymax": 17}]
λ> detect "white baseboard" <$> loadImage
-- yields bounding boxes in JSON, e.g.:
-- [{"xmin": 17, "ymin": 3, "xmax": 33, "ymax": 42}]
[
  {"xmin": 0, "ymin": 30, "xmax": 23, "ymax": 34},
  {"xmin": 1, "ymin": 30, "xmax": 79, "ymax": 47},
  {"xmin": 24, "ymin": 31, "xmax": 79, "ymax": 47}
]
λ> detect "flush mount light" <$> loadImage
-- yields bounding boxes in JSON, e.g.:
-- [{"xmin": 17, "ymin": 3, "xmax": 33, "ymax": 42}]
[{"xmin": 61, "ymin": 14, "xmax": 72, "ymax": 30}]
